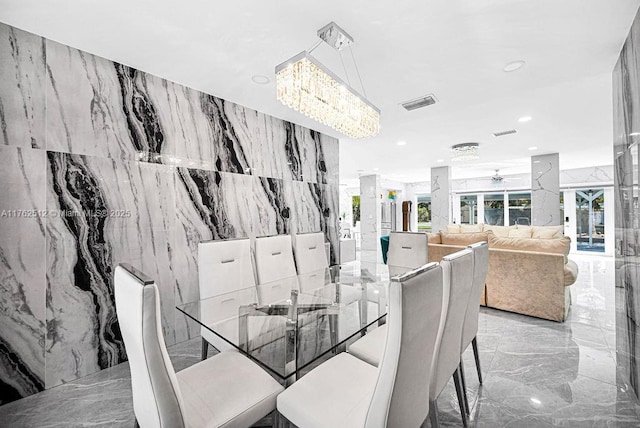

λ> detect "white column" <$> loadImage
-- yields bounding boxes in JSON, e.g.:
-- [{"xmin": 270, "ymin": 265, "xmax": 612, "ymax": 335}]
[
  {"xmin": 532, "ymin": 153, "xmax": 561, "ymax": 226},
  {"xmin": 452, "ymin": 193, "xmax": 461, "ymax": 224},
  {"xmin": 477, "ymin": 194, "xmax": 485, "ymax": 225},
  {"xmin": 359, "ymin": 174, "xmax": 382, "ymax": 265},
  {"xmin": 430, "ymin": 166, "xmax": 451, "ymax": 232}
]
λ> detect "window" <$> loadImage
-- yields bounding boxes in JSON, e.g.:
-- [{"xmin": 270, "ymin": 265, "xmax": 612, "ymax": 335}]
[
  {"xmin": 417, "ymin": 195, "xmax": 431, "ymax": 232},
  {"xmin": 460, "ymin": 195, "xmax": 478, "ymax": 225},
  {"xmin": 508, "ymin": 192, "xmax": 531, "ymax": 226},
  {"xmin": 484, "ymin": 194, "xmax": 504, "ymax": 225},
  {"xmin": 352, "ymin": 195, "xmax": 360, "ymax": 227}
]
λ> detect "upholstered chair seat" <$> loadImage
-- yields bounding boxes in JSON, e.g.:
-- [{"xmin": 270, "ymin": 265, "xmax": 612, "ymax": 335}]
[
  {"xmin": 277, "ymin": 263, "xmax": 444, "ymax": 428},
  {"xmin": 114, "ymin": 264, "xmax": 284, "ymax": 428}
]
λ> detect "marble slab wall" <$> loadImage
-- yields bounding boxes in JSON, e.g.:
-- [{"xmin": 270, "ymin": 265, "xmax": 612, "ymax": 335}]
[
  {"xmin": 613, "ymin": 7, "xmax": 640, "ymax": 399},
  {"xmin": 430, "ymin": 166, "xmax": 451, "ymax": 233},
  {"xmin": 531, "ymin": 153, "xmax": 560, "ymax": 226},
  {"xmin": 0, "ymin": 22, "xmax": 339, "ymax": 404}
]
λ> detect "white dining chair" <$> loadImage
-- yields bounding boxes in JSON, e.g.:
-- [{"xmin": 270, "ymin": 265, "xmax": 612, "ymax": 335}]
[
  {"xmin": 254, "ymin": 235, "xmax": 299, "ymax": 304},
  {"xmin": 429, "ymin": 249, "xmax": 474, "ymax": 428},
  {"xmin": 276, "ymin": 262, "xmax": 444, "ymax": 428},
  {"xmin": 460, "ymin": 242, "xmax": 490, "ymax": 386},
  {"xmin": 114, "ymin": 264, "xmax": 283, "ymax": 428},
  {"xmin": 348, "ymin": 231, "xmax": 429, "ymax": 363},
  {"xmin": 387, "ymin": 231, "xmax": 429, "ymax": 277},
  {"xmin": 292, "ymin": 232, "xmax": 362, "ymax": 304},
  {"xmin": 198, "ymin": 238, "xmax": 255, "ymax": 358}
]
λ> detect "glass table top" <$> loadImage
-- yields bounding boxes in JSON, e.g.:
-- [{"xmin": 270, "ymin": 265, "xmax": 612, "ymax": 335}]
[{"xmin": 176, "ymin": 263, "xmax": 397, "ymax": 381}]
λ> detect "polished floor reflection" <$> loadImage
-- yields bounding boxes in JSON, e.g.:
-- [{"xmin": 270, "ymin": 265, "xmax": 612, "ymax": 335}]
[{"xmin": 0, "ymin": 254, "xmax": 638, "ymax": 427}]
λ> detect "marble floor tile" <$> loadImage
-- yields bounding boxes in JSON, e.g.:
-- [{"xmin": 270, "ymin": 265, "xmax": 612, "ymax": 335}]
[{"xmin": 1, "ymin": 254, "xmax": 639, "ymax": 427}]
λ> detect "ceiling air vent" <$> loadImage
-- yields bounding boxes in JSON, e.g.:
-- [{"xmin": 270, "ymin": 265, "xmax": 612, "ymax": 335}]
[
  {"xmin": 401, "ymin": 94, "xmax": 437, "ymax": 111},
  {"xmin": 493, "ymin": 129, "xmax": 517, "ymax": 137}
]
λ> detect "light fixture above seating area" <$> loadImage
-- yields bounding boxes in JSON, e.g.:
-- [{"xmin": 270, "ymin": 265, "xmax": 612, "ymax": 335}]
[
  {"xmin": 275, "ymin": 22, "xmax": 380, "ymax": 139},
  {"xmin": 451, "ymin": 142, "xmax": 480, "ymax": 162}
]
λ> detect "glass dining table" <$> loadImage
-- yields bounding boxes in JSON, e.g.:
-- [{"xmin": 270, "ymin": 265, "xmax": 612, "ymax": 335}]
[{"xmin": 176, "ymin": 263, "xmax": 393, "ymax": 385}]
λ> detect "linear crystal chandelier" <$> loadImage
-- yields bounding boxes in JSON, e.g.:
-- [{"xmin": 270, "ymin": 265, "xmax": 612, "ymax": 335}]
[{"xmin": 276, "ymin": 22, "xmax": 380, "ymax": 139}]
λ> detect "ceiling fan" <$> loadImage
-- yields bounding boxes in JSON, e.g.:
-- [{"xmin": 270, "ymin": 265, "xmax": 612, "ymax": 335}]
[{"xmin": 491, "ymin": 169, "xmax": 505, "ymax": 183}]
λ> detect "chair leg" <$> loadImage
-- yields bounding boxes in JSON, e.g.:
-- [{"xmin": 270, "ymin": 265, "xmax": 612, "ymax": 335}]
[
  {"xmin": 453, "ymin": 369, "xmax": 469, "ymax": 427},
  {"xmin": 428, "ymin": 399, "xmax": 440, "ymax": 428},
  {"xmin": 201, "ymin": 338, "xmax": 209, "ymax": 360},
  {"xmin": 472, "ymin": 336, "xmax": 483, "ymax": 384},
  {"xmin": 458, "ymin": 361, "xmax": 470, "ymax": 415}
]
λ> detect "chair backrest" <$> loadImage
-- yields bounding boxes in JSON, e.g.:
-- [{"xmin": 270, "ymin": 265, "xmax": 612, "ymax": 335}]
[
  {"xmin": 254, "ymin": 235, "xmax": 298, "ymax": 303},
  {"xmin": 387, "ymin": 232, "xmax": 429, "ymax": 274},
  {"xmin": 365, "ymin": 263, "xmax": 444, "ymax": 428},
  {"xmin": 462, "ymin": 242, "xmax": 489, "ymax": 349},
  {"xmin": 115, "ymin": 264, "xmax": 186, "ymax": 428},
  {"xmin": 430, "ymin": 249, "xmax": 474, "ymax": 399},
  {"xmin": 198, "ymin": 238, "xmax": 256, "ymax": 299},
  {"xmin": 292, "ymin": 232, "xmax": 328, "ymax": 274}
]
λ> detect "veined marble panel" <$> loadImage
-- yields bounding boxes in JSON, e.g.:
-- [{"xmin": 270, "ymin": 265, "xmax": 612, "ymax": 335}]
[
  {"xmin": 613, "ymin": 6, "xmax": 640, "ymax": 399},
  {"xmin": 46, "ymin": 40, "xmax": 170, "ymax": 163},
  {"xmin": 430, "ymin": 166, "xmax": 451, "ymax": 233},
  {"xmin": 173, "ymin": 168, "xmax": 255, "ymax": 341},
  {"xmin": 531, "ymin": 153, "xmax": 560, "ymax": 226},
  {"xmin": 45, "ymin": 152, "xmax": 176, "ymax": 388},
  {"xmin": 560, "ymin": 166, "xmax": 614, "ymax": 186},
  {"xmin": 0, "ymin": 25, "xmax": 45, "ymax": 149},
  {"xmin": 290, "ymin": 180, "xmax": 322, "ymax": 235},
  {"xmin": 0, "ymin": 146, "xmax": 46, "ymax": 405},
  {"xmin": 253, "ymin": 177, "xmax": 294, "ymax": 237}
]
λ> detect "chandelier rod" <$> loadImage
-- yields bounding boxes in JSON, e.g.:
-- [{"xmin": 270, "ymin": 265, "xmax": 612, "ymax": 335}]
[
  {"xmin": 307, "ymin": 39, "xmax": 322, "ymax": 54},
  {"xmin": 348, "ymin": 45, "xmax": 368, "ymax": 98},
  {"xmin": 338, "ymin": 51, "xmax": 352, "ymax": 86}
]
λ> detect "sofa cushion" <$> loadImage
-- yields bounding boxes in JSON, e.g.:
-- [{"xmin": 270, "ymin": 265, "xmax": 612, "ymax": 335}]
[
  {"xmin": 460, "ymin": 224, "xmax": 482, "ymax": 233},
  {"xmin": 487, "ymin": 233, "xmax": 571, "ymax": 259},
  {"xmin": 564, "ymin": 259, "xmax": 579, "ymax": 286},
  {"xmin": 441, "ymin": 232, "xmax": 488, "ymax": 246},
  {"xmin": 426, "ymin": 232, "xmax": 442, "ymax": 244},
  {"xmin": 509, "ymin": 228, "xmax": 532, "ymax": 238},
  {"xmin": 446, "ymin": 224, "xmax": 460, "ymax": 233},
  {"xmin": 482, "ymin": 225, "xmax": 510, "ymax": 237},
  {"xmin": 532, "ymin": 225, "xmax": 564, "ymax": 239}
]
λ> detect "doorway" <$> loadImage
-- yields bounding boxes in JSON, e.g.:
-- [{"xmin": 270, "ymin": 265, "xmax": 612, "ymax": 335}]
[{"xmin": 575, "ymin": 189, "xmax": 605, "ymax": 252}]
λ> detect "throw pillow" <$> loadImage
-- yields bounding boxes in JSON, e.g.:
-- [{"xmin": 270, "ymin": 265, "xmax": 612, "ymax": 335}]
[
  {"xmin": 482, "ymin": 225, "xmax": 510, "ymax": 237},
  {"xmin": 441, "ymin": 232, "xmax": 489, "ymax": 246},
  {"xmin": 531, "ymin": 225, "xmax": 564, "ymax": 239},
  {"xmin": 509, "ymin": 228, "xmax": 532, "ymax": 238},
  {"xmin": 446, "ymin": 224, "xmax": 461, "ymax": 233},
  {"xmin": 460, "ymin": 224, "xmax": 482, "ymax": 233},
  {"xmin": 488, "ymin": 234, "xmax": 571, "ymax": 259}
]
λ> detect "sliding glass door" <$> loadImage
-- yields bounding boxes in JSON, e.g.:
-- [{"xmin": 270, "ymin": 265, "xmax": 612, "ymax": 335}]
[{"xmin": 576, "ymin": 189, "xmax": 605, "ymax": 252}]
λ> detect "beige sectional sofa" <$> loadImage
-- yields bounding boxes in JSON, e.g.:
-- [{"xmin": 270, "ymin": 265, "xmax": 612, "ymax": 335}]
[{"xmin": 426, "ymin": 224, "xmax": 578, "ymax": 322}]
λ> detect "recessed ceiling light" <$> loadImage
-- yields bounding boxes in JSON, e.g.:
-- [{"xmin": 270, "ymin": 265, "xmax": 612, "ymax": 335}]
[
  {"xmin": 518, "ymin": 116, "xmax": 532, "ymax": 123},
  {"xmin": 251, "ymin": 74, "xmax": 270, "ymax": 85},
  {"xmin": 373, "ymin": 167, "xmax": 379, "ymax": 171},
  {"xmin": 503, "ymin": 60, "xmax": 526, "ymax": 72},
  {"xmin": 436, "ymin": 159, "xmax": 444, "ymax": 163},
  {"xmin": 528, "ymin": 146, "xmax": 538, "ymax": 151},
  {"xmin": 397, "ymin": 141, "xmax": 407, "ymax": 146}
]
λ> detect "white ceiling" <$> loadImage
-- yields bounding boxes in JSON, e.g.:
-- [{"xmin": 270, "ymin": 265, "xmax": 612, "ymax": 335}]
[{"xmin": 1, "ymin": 0, "xmax": 638, "ymax": 186}]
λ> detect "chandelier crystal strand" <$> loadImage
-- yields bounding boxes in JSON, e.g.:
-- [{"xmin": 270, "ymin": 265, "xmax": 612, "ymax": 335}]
[
  {"xmin": 451, "ymin": 143, "xmax": 480, "ymax": 162},
  {"xmin": 276, "ymin": 52, "xmax": 380, "ymax": 139}
]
